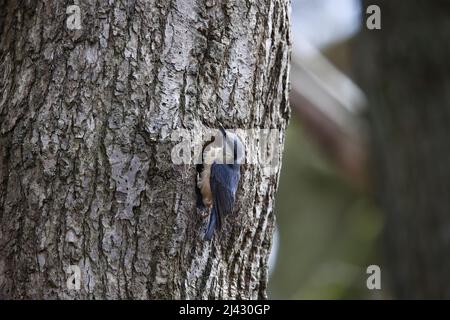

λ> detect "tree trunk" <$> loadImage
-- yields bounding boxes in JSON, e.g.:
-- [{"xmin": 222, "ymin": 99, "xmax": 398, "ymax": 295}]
[
  {"xmin": 354, "ymin": 1, "xmax": 450, "ymax": 298},
  {"xmin": 0, "ymin": 0, "xmax": 290, "ymax": 299}
]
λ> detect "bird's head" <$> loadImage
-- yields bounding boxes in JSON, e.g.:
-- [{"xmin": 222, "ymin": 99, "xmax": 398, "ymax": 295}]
[{"xmin": 218, "ymin": 126, "xmax": 244, "ymax": 165}]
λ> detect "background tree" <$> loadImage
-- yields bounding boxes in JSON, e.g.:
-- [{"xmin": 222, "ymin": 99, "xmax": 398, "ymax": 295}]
[
  {"xmin": 354, "ymin": 0, "xmax": 450, "ymax": 298},
  {"xmin": 0, "ymin": 0, "xmax": 290, "ymax": 299}
]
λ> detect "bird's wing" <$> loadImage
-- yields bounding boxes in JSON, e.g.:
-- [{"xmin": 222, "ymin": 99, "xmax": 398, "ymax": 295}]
[{"xmin": 210, "ymin": 163, "xmax": 239, "ymax": 229}]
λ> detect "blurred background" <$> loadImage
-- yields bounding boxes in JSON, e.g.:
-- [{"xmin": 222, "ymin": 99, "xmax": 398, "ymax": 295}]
[
  {"xmin": 268, "ymin": 0, "xmax": 382, "ymax": 299},
  {"xmin": 270, "ymin": 0, "xmax": 450, "ymax": 299}
]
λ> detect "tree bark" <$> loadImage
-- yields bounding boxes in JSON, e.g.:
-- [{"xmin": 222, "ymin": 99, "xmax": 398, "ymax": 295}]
[
  {"xmin": 0, "ymin": 0, "xmax": 290, "ymax": 299},
  {"xmin": 354, "ymin": 1, "xmax": 450, "ymax": 298}
]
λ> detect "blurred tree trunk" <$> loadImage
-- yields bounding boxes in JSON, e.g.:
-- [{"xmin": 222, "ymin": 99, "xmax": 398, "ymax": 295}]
[
  {"xmin": 0, "ymin": 0, "xmax": 290, "ymax": 299},
  {"xmin": 354, "ymin": 1, "xmax": 450, "ymax": 298}
]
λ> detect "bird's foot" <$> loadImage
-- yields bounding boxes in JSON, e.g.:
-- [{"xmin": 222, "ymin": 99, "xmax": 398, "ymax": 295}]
[
  {"xmin": 197, "ymin": 206, "xmax": 210, "ymax": 218},
  {"xmin": 203, "ymin": 207, "xmax": 212, "ymax": 218}
]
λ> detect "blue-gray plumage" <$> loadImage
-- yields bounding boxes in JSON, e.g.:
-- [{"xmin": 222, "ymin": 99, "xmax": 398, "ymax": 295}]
[
  {"xmin": 204, "ymin": 162, "xmax": 241, "ymax": 240},
  {"xmin": 199, "ymin": 128, "xmax": 243, "ymax": 241}
]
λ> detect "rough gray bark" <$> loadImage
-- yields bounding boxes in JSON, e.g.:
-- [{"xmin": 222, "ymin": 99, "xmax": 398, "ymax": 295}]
[
  {"xmin": 354, "ymin": 1, "xmax": 450, "ymax": 298},
  {"xmin": 0, "ymin": 0, "xmax": 290, "ymax": 299}
]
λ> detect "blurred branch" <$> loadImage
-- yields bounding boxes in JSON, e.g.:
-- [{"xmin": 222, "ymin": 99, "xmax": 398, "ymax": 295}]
[{"xmin": 290, "ymin": 43, "xmax": 369, "ymax": 190}]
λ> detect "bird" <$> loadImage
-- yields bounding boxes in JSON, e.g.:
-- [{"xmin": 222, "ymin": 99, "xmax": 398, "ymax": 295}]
[{"xmin": 197, "ymin": 127, "xmax": 244, "ymax": 240}]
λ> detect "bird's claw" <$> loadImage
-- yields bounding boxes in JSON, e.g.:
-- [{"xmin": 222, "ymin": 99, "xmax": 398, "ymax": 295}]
[{"xmin": 199, "ymin": 207, "xmax": 210, "ymax": 218}]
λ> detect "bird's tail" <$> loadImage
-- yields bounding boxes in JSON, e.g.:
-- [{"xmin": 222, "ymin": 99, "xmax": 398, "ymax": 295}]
[{"xmin": 204, "ymin": 207, "xmax": 218, "ymax": 241}]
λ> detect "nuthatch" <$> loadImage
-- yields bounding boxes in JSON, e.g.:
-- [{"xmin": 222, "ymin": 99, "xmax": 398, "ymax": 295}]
[{"xmin": 197, "ymin": 127, "xmax": 244, "ymax": 240}]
